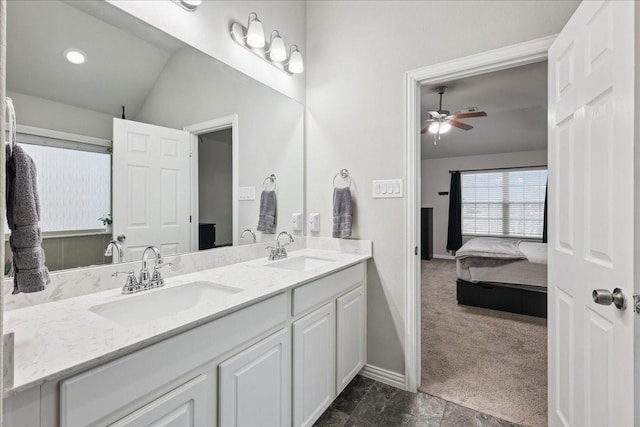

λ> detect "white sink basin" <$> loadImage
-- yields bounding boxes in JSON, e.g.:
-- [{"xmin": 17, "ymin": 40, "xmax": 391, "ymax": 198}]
[
  {"xmin": 89, "ymin": 281, "xmax": 242, "ymax": 326},
  {"xmin": 267, "ymin": 256, "xmax": 336, "ymax": 272}
]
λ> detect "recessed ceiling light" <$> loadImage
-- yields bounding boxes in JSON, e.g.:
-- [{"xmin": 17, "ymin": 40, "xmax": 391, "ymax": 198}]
[{"xmin": 64, "ymin": 48, "xmax": 86, "ymax": 65}]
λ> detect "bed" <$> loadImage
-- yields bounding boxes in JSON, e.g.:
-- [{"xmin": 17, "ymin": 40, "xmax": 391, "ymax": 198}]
[{"xmin": 455, "ymin": 237, "xmax": 547, "ymax": 318}]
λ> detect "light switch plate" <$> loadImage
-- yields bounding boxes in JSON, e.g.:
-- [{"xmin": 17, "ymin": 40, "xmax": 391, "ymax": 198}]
[
  {"xmin": 309, "ymin": 213, "xmax": 320, "ymax": 232},
  {"xmin": 238, "ymin": 186, "xmax": 256, "ymax": 201},
  {"xmin": 372, "ymin": 179, "xmax": 403, "ymax": 198}
]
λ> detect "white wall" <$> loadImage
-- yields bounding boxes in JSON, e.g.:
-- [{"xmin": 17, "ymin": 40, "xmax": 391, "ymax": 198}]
[
  {"xmin": 106, "ymin": 0, "xmax": 306, "ymax": 103},
  {"xmin": 199, "ymin": 135, "xmax": 233, "ymax": 246},
  {"xmin": 136, "ymin": 47, "xmax": 304, "ymax": 243},
  {"xmin": 7, "ymin": 91, "xmax": 112, "ymax": 140},
  {"xmin": 422, "ymin": 150, "xmax": 547, "ymax": 257},
  {"xmin": 305, "ymin": 1, "xmax": 579, "ymax": 376}
]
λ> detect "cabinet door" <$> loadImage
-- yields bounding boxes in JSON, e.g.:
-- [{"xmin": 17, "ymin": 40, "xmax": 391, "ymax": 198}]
[
  {"xmin": 293, "ymin": 302, "xmax": 336, "ymax": 427},
  {"xmin": 336, "ymin": 286, "xmax": 366, "ymax": 394},
  {"xmin": 110, "ymin": 374, "xmax": 212, "ymax": 426},
  {"xmin": 219, "ymin": 328, "xmax": 291, "ymax": 427}
]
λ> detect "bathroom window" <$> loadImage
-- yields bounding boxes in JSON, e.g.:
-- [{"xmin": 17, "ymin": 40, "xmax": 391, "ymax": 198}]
[
  {"xmin": 461, "ymin": 168, "xmax": 548, "ymax": 239},
  {"xmin": 19, "ymin": 144, "xmax": 111, "ymax": 233}
]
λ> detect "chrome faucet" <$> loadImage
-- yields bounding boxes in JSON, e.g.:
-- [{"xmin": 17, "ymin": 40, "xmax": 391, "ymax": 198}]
[
  {"xmin": 104, "ymin": 240, "xmax": 124, "ymax": 263},
  {"xmin": 112, "ymin": 245, "xmax": 172, "ymax": 294},
  {"xmin": 240, "ymin": 229, "xmax": 257, "ymax": 244},
  {"xmin": 268, "ymin": 231, "xmax": 294, "ymax": 260}
]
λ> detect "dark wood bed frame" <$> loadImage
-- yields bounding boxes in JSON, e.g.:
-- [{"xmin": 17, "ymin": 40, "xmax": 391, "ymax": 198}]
[{"xmin": 456, "ymin": 279, "xmax": 547, "ymax": 318}]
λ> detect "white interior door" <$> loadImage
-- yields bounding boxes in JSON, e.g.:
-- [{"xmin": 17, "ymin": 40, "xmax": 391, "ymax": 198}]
[
  {"xmin": 113, "ymin": 118, "xmax": 191, "ymax": 262},
  {"xmin": 548, "ymin": 1, "xmax": 636, "ymax": 426}
]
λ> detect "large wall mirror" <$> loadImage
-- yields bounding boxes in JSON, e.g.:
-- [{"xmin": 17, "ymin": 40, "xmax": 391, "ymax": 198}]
[{"xmin": 5, "ymin": 0, "xmax": 304, "ymax": 272}]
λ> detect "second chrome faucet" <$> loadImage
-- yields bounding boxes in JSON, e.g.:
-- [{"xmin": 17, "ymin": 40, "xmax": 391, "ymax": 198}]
[
  {"xmin": 268, "ymin": 231, "xmax": 294, "ymax": 261},
  {"xmin": 113, "ymin": 245, "xmax": 173, "ymax": 294}
]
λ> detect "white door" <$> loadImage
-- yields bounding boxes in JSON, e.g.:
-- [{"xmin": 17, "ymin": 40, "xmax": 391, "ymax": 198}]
[
  {"xmin": 336, "ymin": 286, "xmax": 366, "ymax": 394},
  {"xmin": 548, "ymin": 1, "xmax": 636, "ymax": 426},
  {"xmin": 219, "ymin": 328, "xmax": 291, "ymax": 427},
  {"xmin": 293, "ymin": 302, "xmax": 336, "ymax": 427},
  {"xmin": 113, "ymin": 118, "xmax": 191, "ymax": 262},
  {"xmin": 110, "ymin": 374, "xmax": 212, "ymax": 427}
]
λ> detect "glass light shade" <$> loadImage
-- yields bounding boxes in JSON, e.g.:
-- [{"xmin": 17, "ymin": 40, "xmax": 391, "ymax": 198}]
[
  {"xmin": 64, "ymin": 48, "xmax": 86, "ymax": 65},
  {"xmin": 181, "ymin": 0, "xmax": 202, "ymax": 7},
  {"xmin": 269, "ymin": 33, "xmax": 287, "ymax": 62},
  {"xmin": 246, "ymin": 16, "xmax": 265, "ymax": 48},
  {"xmin": 287, "ymin": 46, "xmax": 304, "ymax": 74},
  {"xmin": 428, "ymin": 121, "xmax": 451, "ymax": 134}
]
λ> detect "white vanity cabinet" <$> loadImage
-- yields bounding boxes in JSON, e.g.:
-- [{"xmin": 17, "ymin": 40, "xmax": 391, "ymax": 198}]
[
  {"xmin": 2, "ymin": 260, "xmax": 368, "ymax": 427},
  {"xmin": 219, "ymin": 328, "xmax": 291, "ymax": 427},
  {"xmin": 291, "ymin": 263, "xmax": 366, "ymax": 427},
  {"xmin": 293, "ymin": 302, "xmax": 336, "ymax": 427}
]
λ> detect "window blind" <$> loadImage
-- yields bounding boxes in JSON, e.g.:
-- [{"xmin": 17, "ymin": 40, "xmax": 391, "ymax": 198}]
[{"xmin": 461, "ymin": 168, "xmax": 548, "ymax": 238}]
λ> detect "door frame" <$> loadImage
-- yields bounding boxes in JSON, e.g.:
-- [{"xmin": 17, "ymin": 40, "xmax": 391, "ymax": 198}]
[
  {"xmin": 403, "ymin": 36, "xmax": 556, "ymax": 392},
  {"xmin": 184, "ymin": 114, "xmax": 239, "ymax": 250}
]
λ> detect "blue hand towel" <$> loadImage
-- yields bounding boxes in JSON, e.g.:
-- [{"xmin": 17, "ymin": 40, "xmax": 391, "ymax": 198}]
[{"xmin": 6, "ymin": 144, "xmax": 50, "ymax": 294}]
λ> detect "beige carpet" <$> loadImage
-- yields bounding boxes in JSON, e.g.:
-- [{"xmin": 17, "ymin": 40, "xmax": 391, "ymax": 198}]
[{"xmin": 419, "ymin": 259, "xmax": 548, "ymax": 427}]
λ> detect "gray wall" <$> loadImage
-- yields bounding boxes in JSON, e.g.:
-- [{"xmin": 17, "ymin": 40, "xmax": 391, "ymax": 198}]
[
  {"xmin": 7, "ymin": 90, "xmax": 113, "ymax": 140},
  {"xmin": 305, "ymin": 1, "xmax": 580, "ymax": 376},
  {"xmin": 421, "ymin": 150, "xmax": 548, "ymax": 257},
  {"xmin": 136, "ymin": 47, "xmax": 304, "ymax": 243},
  {"xmin": 199, "ymin": 134, "xmax": 233, "ymax": 246}
]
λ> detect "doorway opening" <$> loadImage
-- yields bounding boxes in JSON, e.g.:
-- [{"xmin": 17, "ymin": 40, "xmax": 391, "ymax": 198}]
[
  {"xmin": 403, "ymin": 35, "xmax": 556, "ymax": 425},
  {"xmin": 184, "ymin": 115, "xmax": 239, "ymax": 252},
  {"xmin": 418, "ymin": 61, "xmax": 548, "ymax": 426},
  {"xmin": 197, "ymin": 128, "xmax": 233, "ymax": 250}
]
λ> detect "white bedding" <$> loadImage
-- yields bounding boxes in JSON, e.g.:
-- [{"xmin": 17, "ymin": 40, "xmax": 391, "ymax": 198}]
[{"xmin": 456, "ymin": 239, "xmax": 548, "ymax": 288}]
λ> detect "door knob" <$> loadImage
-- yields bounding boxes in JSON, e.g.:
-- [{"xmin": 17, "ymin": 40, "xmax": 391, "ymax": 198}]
[
  {"xmin": 117, "ymin": 234, "xmax": 126, "ymax": 242},
  {"xmin": 592, "ymin": 288, "xmax": 626, "ymax": 310}
]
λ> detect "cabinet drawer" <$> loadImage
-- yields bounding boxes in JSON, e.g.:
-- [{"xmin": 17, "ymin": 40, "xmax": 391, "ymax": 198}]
[
  {"xmin": 292, "ymin": 263, "xmax": 364, "ymax": 316},
  {"xmin": 60, "ymin": 293, "xmax": 287, "ymax": 426}
]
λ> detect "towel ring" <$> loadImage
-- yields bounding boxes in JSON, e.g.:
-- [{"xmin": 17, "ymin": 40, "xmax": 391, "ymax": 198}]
[
  {"xmin": 333, "ymin": 169, "xmax": 351, "ymax": 189},
  {"xmin": 263, "ymin": 174, "xmax": 277, "ymax": 191}
]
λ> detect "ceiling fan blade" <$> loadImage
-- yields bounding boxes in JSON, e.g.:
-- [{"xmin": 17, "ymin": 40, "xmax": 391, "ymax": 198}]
[
  {"xmin": 448, "ymin": 111, "xmax": 487, "ymax": 119},
  {"xmin": 448, "ymin": 120, "xmax": 473, "ymax": 131},
  {"xmin": 421, "ymin": 127, "xmax": 428, "ymax": 134}
]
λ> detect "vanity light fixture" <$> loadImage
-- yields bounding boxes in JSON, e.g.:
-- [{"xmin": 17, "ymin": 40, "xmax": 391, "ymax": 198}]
[
  {"xmin": 230, "ymin": 13, "xmax": 304, "ymax": 75},
  {"xmin": 287, "ymin": 45, "xmax": 304, "ymax": 74},
  {"xmin": 172, "ymin": 0, "xmax": 202, "ymax": 12},
  {"xmin": 268, "ymin": 31, "xmax": 287, "ymax": 62},
  {"xmin": 64, "ymin": 48, "xmax": 86, "ymax": 65},
  {"xmin": 246, "ymin": 13, "xmax": 265, "ymax": 48}
]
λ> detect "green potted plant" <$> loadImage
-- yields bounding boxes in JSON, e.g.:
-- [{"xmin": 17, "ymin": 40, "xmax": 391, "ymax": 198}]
[{"xmin": 99, "ymin": 214, "xmax": 113, "ymax": 234}]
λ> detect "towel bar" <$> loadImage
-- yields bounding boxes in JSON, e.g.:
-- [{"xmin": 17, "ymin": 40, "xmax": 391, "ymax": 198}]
[{"xmin": 333, "ymin": 168, "xmax": 351, "ymax": 188}]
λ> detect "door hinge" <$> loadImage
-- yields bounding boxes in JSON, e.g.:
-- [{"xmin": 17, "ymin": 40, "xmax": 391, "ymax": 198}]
[
  {"xmin": 634, "ymin": 294, "xmax": 640, "ymax": 314},
  {"xmin": 189, "ymin": 215, "xmax": 192, "ymax": 223}
]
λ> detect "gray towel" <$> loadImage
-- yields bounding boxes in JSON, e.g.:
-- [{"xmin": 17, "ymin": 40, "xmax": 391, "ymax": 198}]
[
  {"xmin": 257, "ymin": 190, "xmax": 277, "ymax": 234},
  {"xmin": 6, "ymin": 144, "xmax": 50, "ymax": 294},
  {"xmin": 333, "ymin": 187, "xmax": 352, "ymax": 238}
]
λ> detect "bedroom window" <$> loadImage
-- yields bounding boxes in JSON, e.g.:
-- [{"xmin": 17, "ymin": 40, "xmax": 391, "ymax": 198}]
[{"xmin": 461, "ymin": 168, "xmax": 548, "ymax": 239}]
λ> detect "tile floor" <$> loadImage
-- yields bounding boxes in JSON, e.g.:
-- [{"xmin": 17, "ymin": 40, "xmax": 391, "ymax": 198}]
[{"xmin": 314, "ymin": 376, "xmax": 521, "ymax": 427}]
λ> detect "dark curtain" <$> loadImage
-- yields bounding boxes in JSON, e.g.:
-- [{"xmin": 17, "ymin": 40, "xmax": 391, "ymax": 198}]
[
  {"xmin": 542, "ymin": 180, "xmax": 548, "ymax": 243},
  {"xmin": 446, "ymin": 172, "xmax": 463, "ymax": 253}
]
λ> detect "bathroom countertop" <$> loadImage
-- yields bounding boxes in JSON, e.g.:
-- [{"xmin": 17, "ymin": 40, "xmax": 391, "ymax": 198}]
[{"xmin": 2, "ymin": 248, "xmax": 371, "ymax": 397}]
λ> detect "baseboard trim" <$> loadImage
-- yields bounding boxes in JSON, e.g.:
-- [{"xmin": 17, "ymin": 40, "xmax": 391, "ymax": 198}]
[
  {"xmin": 433, "ymin": 254, "xmax": 454, "ymax": 260},
  {"xmin": 360, "ymin": 364, "xmax": 406, "ymax": 390}
]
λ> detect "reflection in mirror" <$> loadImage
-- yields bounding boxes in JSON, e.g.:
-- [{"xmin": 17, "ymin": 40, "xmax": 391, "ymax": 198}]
[{"xmin": 6, "ymin": 0, "xmax": 303, "ymax": 272}]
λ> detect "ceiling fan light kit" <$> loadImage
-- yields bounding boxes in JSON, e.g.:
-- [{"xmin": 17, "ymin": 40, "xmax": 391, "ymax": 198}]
[{"xmin": 421, "ymin": 86, "xmax": 488, "ymax": 144}]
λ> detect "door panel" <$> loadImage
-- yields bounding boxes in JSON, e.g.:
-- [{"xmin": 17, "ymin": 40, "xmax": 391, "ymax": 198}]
[
  {"xmin": 548, "ymin": 1, "xmax": 636, "ymax": 426},
  {"xmin": 336, "ymin": 286, "xmax": 365, "ymax": 394},
  {"xmin": 113, "ymin": 118, "xmax": 191, "ymax": 261}
]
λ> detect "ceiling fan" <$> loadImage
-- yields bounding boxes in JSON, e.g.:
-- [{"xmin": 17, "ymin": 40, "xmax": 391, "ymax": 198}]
[{"xmin": 421, "ymin": 86, "xmax": 487, "ymax": 142}]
